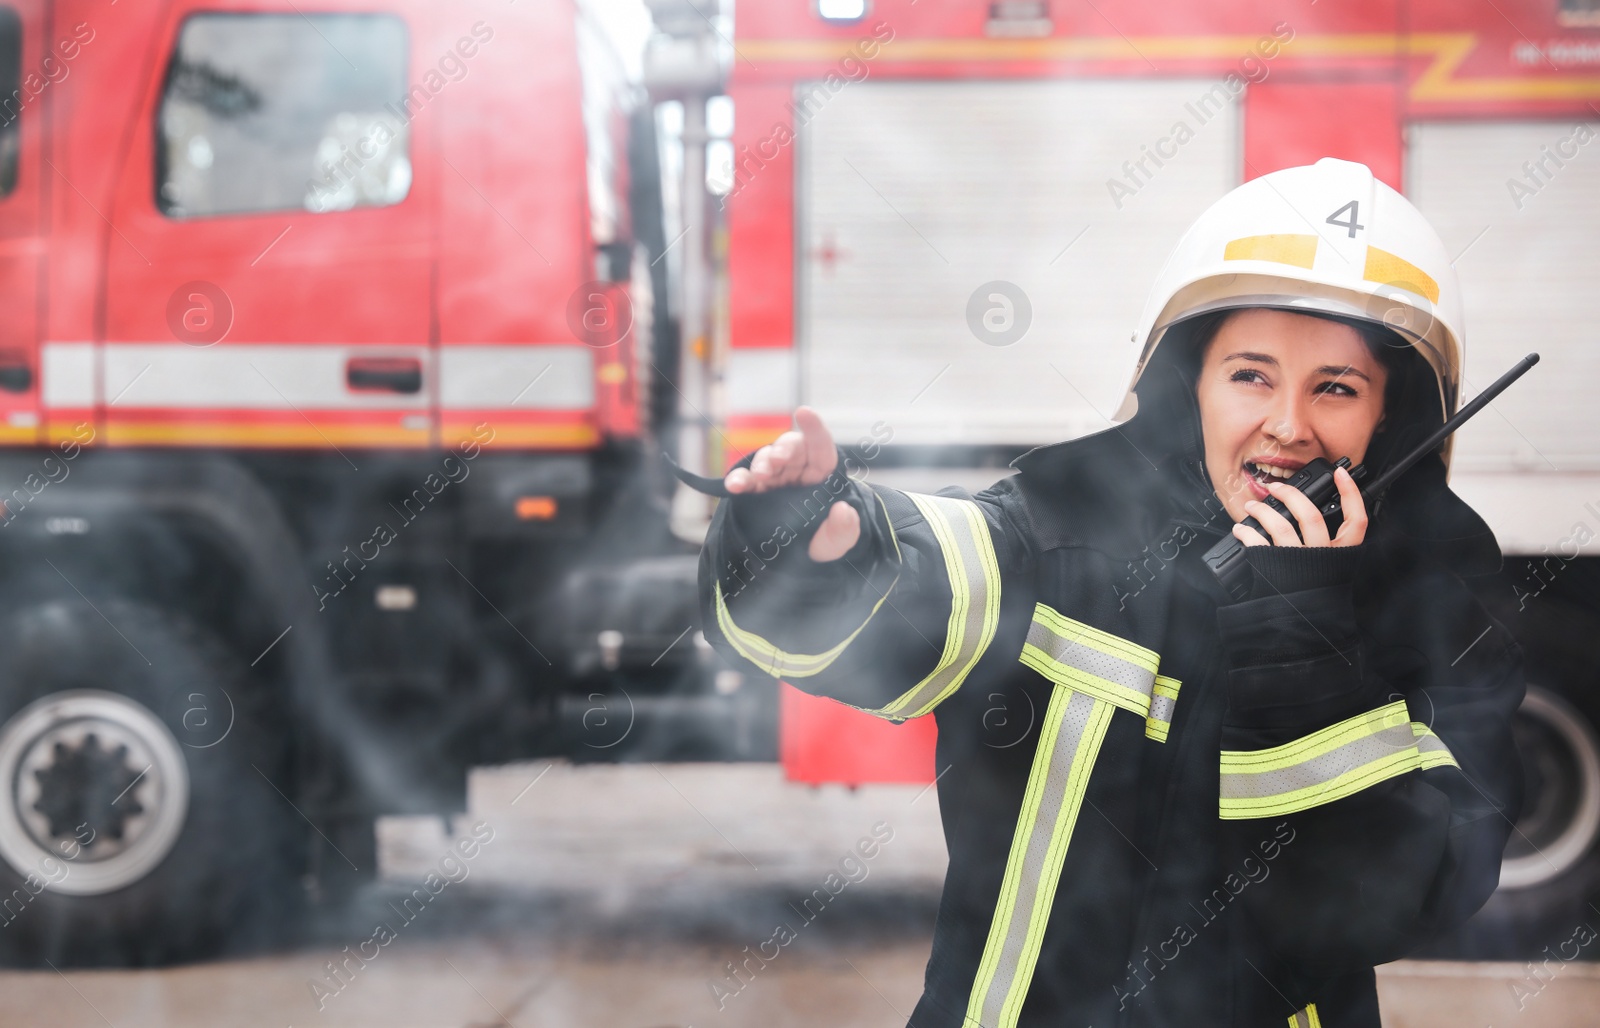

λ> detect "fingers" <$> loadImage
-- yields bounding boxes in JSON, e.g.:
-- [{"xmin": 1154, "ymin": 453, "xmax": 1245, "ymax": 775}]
[
  {"xmin": 722, "ymin": 408, "xmax": 840, "ymax": 495},
  {"xmin": 793, "ymin": 406, "xmax": 838, "ymax": 484},
  {"xmin": 1232, "ymin": 522, "xmax": 1271, "ymax": 547},
  {"xmin": 808, "ymin": 500, "xmax": 861, "ymax": 562},
  {"xmin": 1238, "ymin": 468, "xmax": 1370, "ymax": 548},
  {"xmin": 1263, "ymin": 481, "xmax": 1331, "ymax": 546},
  {"xmin": 1241, "ymin": 496, "xmax": 1302, "ymax": 547},
  {"xmin": 1330, "ymin": 465, "xmax": 1369, "ymax": 546},
  {"xmin": 755, "ymin": 429, "xmax": 806, "ymax": 484},
  {"xmin": 725, "ymin": 429, "xmax": 806, "ymax": 494}
]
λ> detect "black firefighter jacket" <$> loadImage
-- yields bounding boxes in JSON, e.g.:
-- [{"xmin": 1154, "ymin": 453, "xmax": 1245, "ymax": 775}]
[{"xmin": 695, "ymin": 402, "xmax": 1524, "ymax": 1028}]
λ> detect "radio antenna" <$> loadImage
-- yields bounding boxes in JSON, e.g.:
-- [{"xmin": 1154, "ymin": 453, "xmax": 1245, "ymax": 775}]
[{"xmin": 1364, "ymin": 352, "xmax": 1539, "ymax": 499}]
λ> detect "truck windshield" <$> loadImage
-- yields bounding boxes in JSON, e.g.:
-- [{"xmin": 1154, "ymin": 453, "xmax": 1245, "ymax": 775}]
[{"xmin": 155, "ymin": 12, "xmax": 410, "ymax": 218}]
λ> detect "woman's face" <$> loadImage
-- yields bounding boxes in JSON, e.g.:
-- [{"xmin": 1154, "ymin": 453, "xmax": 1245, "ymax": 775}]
[{"xmin": 1195, "ymin": 308, "xmax": 1388, "ymax": 525}]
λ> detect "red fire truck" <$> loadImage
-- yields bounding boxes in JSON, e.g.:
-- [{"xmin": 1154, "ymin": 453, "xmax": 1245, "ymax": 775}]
[
  {"xmin": 0, "ymin": 0, "xmax": 729, "ymax": 964},
  {"xmin": 722, "ymin": 0, "xmax": 1600, "ymax": 959}
]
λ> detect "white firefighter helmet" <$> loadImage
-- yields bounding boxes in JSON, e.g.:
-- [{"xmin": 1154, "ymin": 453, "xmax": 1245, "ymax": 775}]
[{"xmin": 1113, "ymin": 157, "xmax": 1464, "ymax": 471}]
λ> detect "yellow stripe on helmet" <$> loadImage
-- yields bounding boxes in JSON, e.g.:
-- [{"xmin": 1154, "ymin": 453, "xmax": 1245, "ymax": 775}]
[{"xmin": 1222, "ymin": 233, "xmax": 1319, "ymax": 269}]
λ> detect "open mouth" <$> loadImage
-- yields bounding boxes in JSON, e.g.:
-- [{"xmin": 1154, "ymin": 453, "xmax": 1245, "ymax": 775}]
[{"xmin": 1243, "ymin": 460, "xmax": 1299, "ymax": 485}]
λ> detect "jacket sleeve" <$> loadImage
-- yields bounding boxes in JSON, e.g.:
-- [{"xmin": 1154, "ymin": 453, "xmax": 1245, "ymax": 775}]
[
  {"xmin": 697, "ymin": 451, "xmax": 1030, "ymax": 721},
  {"xmin": 1212, "ymin": 542, "xmax": 1525, "ymax": 976}
]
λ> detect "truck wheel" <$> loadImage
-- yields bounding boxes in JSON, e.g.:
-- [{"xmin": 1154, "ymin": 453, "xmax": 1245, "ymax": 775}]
[
  {"xmin": 0, "ymin": 598, "xmax": 302, "ymax": 966},
  {"xmin": 1499, "ymin": 685, "xmax": 1600, "ymax": 891},
  {"xmin": 1427, "ymin": 681, "xmax": 1600, "ymax": 958}
]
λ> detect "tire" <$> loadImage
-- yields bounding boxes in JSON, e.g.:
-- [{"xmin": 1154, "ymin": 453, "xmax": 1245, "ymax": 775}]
[
  {"xmin": 0, "ymin": 598, "xmax": 304, "ymax": 966},
  {"xmin": 1499, "ymin": 686, "xmax": 1600, "ymax": 891},
  {"xmin": 1424, "ymin": 681, "xmax": 1600, "ymax": 959}
]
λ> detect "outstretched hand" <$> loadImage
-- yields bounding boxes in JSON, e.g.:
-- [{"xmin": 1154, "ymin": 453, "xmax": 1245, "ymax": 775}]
[{"xmin": 723, "ymin": 406, "xmax": 861, "ymax": 561}]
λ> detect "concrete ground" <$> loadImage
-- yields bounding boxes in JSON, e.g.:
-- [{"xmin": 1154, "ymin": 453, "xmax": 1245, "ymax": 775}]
[{"xmin": 0, "ymin": 762, "xmax": 1594, "ymax": 1027}]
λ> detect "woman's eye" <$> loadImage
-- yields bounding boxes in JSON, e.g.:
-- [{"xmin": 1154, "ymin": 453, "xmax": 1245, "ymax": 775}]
[{"xmin": 1230, "ymin": 370, "xmax": 1355, "ymax": 397}]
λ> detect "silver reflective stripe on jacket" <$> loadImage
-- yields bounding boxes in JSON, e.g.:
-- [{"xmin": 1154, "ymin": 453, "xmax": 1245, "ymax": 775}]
[
  {"xmin": 1146, "ymin": 675, "xmax": 1182, "ymax": 743},
  {"xmin": 1219, "ymin": 701, "xmax": 1462, "ymax": 819},
  {"xmin": 863, "ymin": 491, "xmax": 1003, "ymax": 720},
  {"xmin": 965, "ymin": 687, "xmax": 1115, "ymax": 1028},
  {"xmin": 1021, "ymin": 602, "xmax": 1181, "ymax": 741},
  {"xmin": 964, "ymin": 607, "xmax": 1185, "ymax": 1024}
]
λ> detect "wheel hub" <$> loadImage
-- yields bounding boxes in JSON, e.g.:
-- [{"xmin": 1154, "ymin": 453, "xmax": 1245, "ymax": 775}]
[
  {"xmin": 31, "ymin": 732, "xmax": 147, "ymax": 849},
  {"xmin": 0, "ymin": 691, "xmax": 189, "ymax": 895}
]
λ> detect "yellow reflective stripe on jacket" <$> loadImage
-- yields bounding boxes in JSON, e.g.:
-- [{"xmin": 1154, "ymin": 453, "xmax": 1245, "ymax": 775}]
[
  {"xmin": 1413, "ymin": 721, "xmax": 1460, "ymax": 770},
  {"xmin": 1020, "ymin": 602, "xmax": 1164, "ymax": 720},
  {"xmin": 966, "ymin": 687, "xmax": 1115, "ymax": 1028},
  {"xmin": 861, "ymin": 492, "xmax": 1003, "ymax": 720},
  {"xmin": 1145, "ymin": 675, "xmax": 1182, "ymax": 742},
  {"xmin": 1288, "ymin": 1003, "xmax": 1324, "ymax": 1028},
  {"xmin": 1220, "ymin": 700, "xmax": 1436, "ymax": 819},
  {"xmin": 712, "ymin": 490, "xmax": 902, "ymax": 680}
]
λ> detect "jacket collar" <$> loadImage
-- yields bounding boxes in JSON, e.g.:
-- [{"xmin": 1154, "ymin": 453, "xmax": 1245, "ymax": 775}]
[
  {"xmin": 1367, "ymin": 452, "xmax": 1504, "ymax": 578},
  {"xmin": 1009, "ymin": 422, "xmax": 1502, "ymax": 577},
  {"xmin": 1009, "ymin": 423, "xmax": 1191, "ymax": 560}
]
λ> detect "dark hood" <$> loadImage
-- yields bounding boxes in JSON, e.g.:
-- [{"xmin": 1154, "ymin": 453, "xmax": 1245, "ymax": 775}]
[{"xmin": 1010, "ymin": 325, "xmax": 1503, "ymax": 581}]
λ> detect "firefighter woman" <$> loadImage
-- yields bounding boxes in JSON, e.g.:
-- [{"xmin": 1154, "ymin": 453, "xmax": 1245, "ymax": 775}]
[{"xmin": 695, "ymin": 159, "xmax": 1524, "ymax": 1027}]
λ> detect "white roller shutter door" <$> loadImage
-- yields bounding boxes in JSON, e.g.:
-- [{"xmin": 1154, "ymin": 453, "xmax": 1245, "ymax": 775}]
[
  {"xmin": 1409, "ymin": 121, "xmax": 1600, "ymax": 475},
  {"xmin": 796, "ymin": 78, "xmax": 1240, "ymax": 446}
]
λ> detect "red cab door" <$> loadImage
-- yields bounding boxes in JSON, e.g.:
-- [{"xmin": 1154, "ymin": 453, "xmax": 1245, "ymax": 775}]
[
  {"xmin": 0, "ymin": 0, "xmax": 48, "ymax": 445},
  {"xmin": 101, "ymin": 0, "xmax": 437, "ymax": 450}
]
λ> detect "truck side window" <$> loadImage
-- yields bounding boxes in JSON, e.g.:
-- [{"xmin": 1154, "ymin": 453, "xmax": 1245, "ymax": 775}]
[
  {"xmin": 1560, "ymin": 0, "xmax": 1600, "ymax": 27},
  {"xmin": 0, "ymin": 7, "xmax": 20, "ymax": 198},
  {"xmin": 156, "ymin": 13, "xmax": 410, "ymax": 218}
]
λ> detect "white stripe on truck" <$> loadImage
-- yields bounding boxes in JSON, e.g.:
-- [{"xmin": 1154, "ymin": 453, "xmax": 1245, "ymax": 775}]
[
  {"xmin": 439, "ymin": 345, "xmax": 594, "ymax": 409},
  {"xmin": 42, "ymin": 342, "xmax": 95, "ymax": 407},
  {"xmin": 41, "ymin": 342, "xmax": 597, "ymax": 412}
]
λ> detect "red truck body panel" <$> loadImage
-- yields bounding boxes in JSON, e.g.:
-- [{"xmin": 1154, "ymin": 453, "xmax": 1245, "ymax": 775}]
[{"xmin": 729, "ymin": 0, "xmax": 1600, "ymax": 784}]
